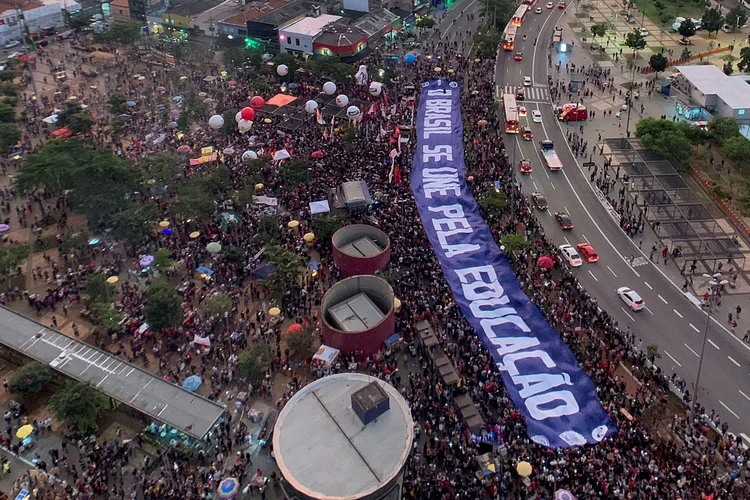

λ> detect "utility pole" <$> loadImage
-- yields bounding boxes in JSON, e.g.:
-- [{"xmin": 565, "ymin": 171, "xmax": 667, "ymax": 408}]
[{"xmin": 690, "ymin": 272, "xmax": 728, "ymax": 422}]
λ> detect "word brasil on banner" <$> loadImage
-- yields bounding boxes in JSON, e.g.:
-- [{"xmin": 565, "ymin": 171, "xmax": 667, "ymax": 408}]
[{"xmin": 410, "ymin": 80, "xmax": 615, "ymax": 448}]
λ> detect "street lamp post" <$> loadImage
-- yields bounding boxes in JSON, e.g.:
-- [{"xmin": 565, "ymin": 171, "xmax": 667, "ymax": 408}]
[{"xmin": 690, "ymin": 272, "xmax": 728, "ymax": 421}]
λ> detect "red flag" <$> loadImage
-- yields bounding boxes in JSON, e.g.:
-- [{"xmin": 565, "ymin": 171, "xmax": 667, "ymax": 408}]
[
  {"xmin": 394, "ymin": 164, "xmax": 401, "ymax": 185},
  {"xmin": 382, "ymin": 88, "xmax": 389, "ymax": 108}
]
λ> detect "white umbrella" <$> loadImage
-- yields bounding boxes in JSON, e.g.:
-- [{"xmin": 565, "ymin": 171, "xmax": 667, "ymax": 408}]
[{"xmin": 273, "ymin": 149, "xmax": 291, "ymax": 161}]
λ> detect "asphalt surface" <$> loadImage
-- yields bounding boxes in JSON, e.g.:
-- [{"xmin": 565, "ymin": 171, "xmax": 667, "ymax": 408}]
[{"xmin": 494, "ymin": 4, "xmax": 750, "ymax": 438}]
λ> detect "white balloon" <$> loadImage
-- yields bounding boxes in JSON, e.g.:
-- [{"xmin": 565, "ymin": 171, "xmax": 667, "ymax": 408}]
[
  {"xmin": 277, "ymin": 64, "xmax": 289, "ymax": 76},
  {"xmin": 238, "ymin": 119, "xmax": 253, "ymax": 132},
  {"xmin": 346, "ymin": 105, "xmax": 361, "ymax": 118},
  {"xmin": 335, "ymin": 94, "xmax": 349, "ymax": 107},
  {"xmin": 208, "ymin": 114, "xmax": 224, "ymax": 130},
  {"xmin": 304, "ymin": 100, "xmax": 319, "ymax": 114},
  {"xmin": 242, "ymin": 150, "xmax": 258, "ymax": 161},
  {"xmin": 235, "ymin": 111, "xmax": 243, "ymax": 123},
  {"xmin": 323, "ymin": 81, "xmax": 337, "ymax": 95},
  {"xmin": 369, "ymin": 82, "xmax": 382, "ymax": 96}
]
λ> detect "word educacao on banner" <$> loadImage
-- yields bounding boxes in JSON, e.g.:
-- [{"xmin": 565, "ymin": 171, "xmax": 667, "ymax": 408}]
[{"xmin": 410, "ymin": 80, "xmax": 615, "ymax": 448}]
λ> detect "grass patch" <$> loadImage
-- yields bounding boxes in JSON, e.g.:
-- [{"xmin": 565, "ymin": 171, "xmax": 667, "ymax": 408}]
[
  {"xmin": 575, "ymin": 13, "xmax": 588, "ymax": 18},
  {"xmin": 592, "ymin": 53, "xmax": 611, "ymax": 61},
  {"xmin": 632, "ymin": 0, "xmax": 709, "ymax": 27},
  {"xmin": 569, "ymin": 21, "xmax": 583, "ymax": 28}
]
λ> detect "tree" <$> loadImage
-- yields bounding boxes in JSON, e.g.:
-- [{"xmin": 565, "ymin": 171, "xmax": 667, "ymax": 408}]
[
  {"xmin": 701, "ymin": 7, "xmax": 723, "ymax": 37},
  {"xmin": 110, "ymin": 203, "xmax": 157, "ymax": 246},
  {"xmin": 625, "ymin": 31, "xmax": 646, "ymax": 54},
  {"xmin": 67, "ymin": 112, "xmax": 95, "ymax": 134},
  {"xmin": 49, "ymin": 382, "xmax": 107, "ymax": 434},
  {"xmin": 0, "ymin": 243, "xmax": 29, "ymax": 284},
  {"xmin": 313, "ymin": 211, "xmax": 346, "ymax": 247},
  {"xmin": 273, "ymin": 53, "xmax": 298, "ymax": 79},
  {"xmin": 204, "ymin": 292, "xmax": 233, "ymax": 320},
  {"xmin": 590, "ymin": 22, "xmax": 607, "ymax": 46},
  {"xmin": 415, "ymin": 16, "xmax": 435, "ymax": 29},
  {"xmin": 726, "ymin": 6, "xmax": 748, "ymax": 32},
  {"xmin": 738, "ymin": 46, "xmax": 750, "ymax": 72},
  {"xmin": 82, "ymin": 274, "xmax": 115, "ymax": 305},
  {"xmin": 261, "ymin": 245, "xmax": 303, "ymax": 302},
  {"xmin": 257, "ymin": 215, "xmax": 282, "ymax": 244},
  {"xmin": 648, "ymin": 53, "xmax": 668, "ymax": 76},
  {"xmin": 709, "ymin": 117, "xmax": 740, "ymax": 143},
  {"xmin": 636, "ymin": 118, "xmax": 693, "ymax": 166},
  {"xmin": 285, "ymin": 326, "xmax": 315, "ymax": 355},
  {"xmin": 151, "ymin": 248, "xmax": 174, "ymax": 273},
  {"xmin": 137, "ymin": 153, "xmax": 181, "ymax": 190},
  {"xmin": 646, "ymin": 344, "xmax": 661, "ymax": 363},
  {"xmin": 724, "ymin": 62, "xmax": 734, "ymax": 75},
  {"xmin": 172, "ymin": 179, "xmax": 215, "ymax": 224},
  {"xmin": 304, "ymin": 56, "xmax": 354, "ymax": 82},
  {"xmin": 108, "ymin": 93, "xmax": 128, "ymax": 116},
  {"xmin": 722, "ymin": 136, "xmax": 750, "ymax": 171},
  {"xmin": 500, "ymin": 233, "xmax": 529, "ymax": 254},
  {"xmin": 56, "ymin": 101, "xmax": 84, "ymax": 128},
  {"xmin": 482, "ymin": 0, "xmax": 516, "ymax": 30},
  {"xmin": 0, "ymin": 102, "xmax": 15, "ymax": 123},
  {"xmin": 9, "ymin": 361, "xmax": 53, "ymax": 395},
  {"xmin": 66, "ymin": 11, "xmax": 90, "ymax": 31},
  {"xmin": 222, "ymin": 45, "xmax": 263, "ymax": 73},
  {"xmin": 678, "ymin": 19, "xmax": 697, "ymax": 42},
  {"xmin": 279, "ymin": 160, "xmax": 310, "ymax": 186},
  {"xmin": 479, "ymin": 188, "xmax": 508, "ymax": 216},
  {"xmin": 238, "ymin": 343, "xmax": 273, "ymax": 381},
  {"xmin": 95, "ymin": 21, "xmax": 143, "ymax": 45},
  {"xmin": 144, "ymin": 280, "xmax": 183, "ymax": 331},
  {"xmin": 0, "ymin": 123, "xmax": 19, "ymax": 153},
  {"xmin": 92, "ymin": 301, "xmax": 123, "ymax": 332}
]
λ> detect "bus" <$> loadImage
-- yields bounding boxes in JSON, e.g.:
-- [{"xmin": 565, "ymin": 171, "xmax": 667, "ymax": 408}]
[
  {"xmin": 503, "ymin": 25, "xmax": 517, "ymax": 51},
  {"xmin": 511, "ymin": 5, "xmax": 528, "ymax": 26},
  {"xmin": 503, "ymin": 94, "xmax": 519, "ymax": 133},
  {"xmin": 522, "ymin": 0, "xmax": 536, "ymax": 8}
]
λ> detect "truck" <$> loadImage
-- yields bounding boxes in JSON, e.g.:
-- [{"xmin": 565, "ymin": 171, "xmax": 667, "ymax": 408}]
[
  {"xmin": 556, "ymin": 102, "xmax": 588, "ymax": 121},
  {"xmin": 540, "ymin": 140, "xmax": 563, "ymax": 171}
]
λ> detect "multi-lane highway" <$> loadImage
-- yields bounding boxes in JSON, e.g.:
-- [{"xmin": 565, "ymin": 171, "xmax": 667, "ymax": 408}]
[{"xmin": 494, "ymin": 4, "xmax": 750, "ymax": 437}]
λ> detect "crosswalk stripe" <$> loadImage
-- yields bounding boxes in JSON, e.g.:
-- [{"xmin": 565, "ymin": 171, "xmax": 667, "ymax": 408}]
[{"xmin": 499, "ymin": 85, "xmax": 549, "ymax": 101}]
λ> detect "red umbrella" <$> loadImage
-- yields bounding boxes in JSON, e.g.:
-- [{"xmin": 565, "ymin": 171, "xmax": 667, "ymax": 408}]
[
  {"xmin": 311, "ymin": 151, "xmax": 324, "ymax": 159},
  {"xmin": 176, "ymin": 145, "xmax": 191, "ymax": 154},
  {"xmin": 287, "ymin": 323, "xmax": 303, "ymax": 333},
  {"xmin": 537, "ymin": 256, "xmax": 555, "ymax": 270},
  {"xmin": 228, "ymin": 80, "xmax": 237, "ymax": 86}
]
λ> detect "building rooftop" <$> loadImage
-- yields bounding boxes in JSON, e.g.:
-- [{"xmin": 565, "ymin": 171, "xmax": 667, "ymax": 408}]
[
  {"xmin": 0, "ymin": 0, "xmax": 43, "ymax": 12},
  {"xmin": 166, "ymin": 0, "xmax": 225, "ymax": 18},
  {"xmin": 273, "ymin": 373, "xmax": 413, "ymax": 499},
  {"xmin": 315, "ymin": 23, "xmax": 368, "ymax": 47},
  {"xmin": 328, "ymin": 292, "xmax": 385, "ymax": 331},
  {"xmin": 0, "ymin": 306, "xmax": 226, "ymax": 441},
  {"xmin": 676, "ymin": 64, "xmax": 750, "ymax": 110},
  {"xmin": 111, "ymin": 0, "xmax": 129, "ymax": 8},
  {"xmin": 256, "ymin": 0, "xmax": 313, "ymax": 26},
  {"xmin": 281, "ymin": 14, "xmax": 341, "ymax": 35},
  {"xmin": 354, "ymin": 8, "xmax": 400, "ymax": 37},
  {"xmin": 220, "ymin": 0, "xmax": 289, "ymax": 26}
]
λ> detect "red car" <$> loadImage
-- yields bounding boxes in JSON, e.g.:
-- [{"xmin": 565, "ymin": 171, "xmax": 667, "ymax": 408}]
[
  {"xmin": 519, "ymin": 158, "xmax": 532, "ymax": 173},
  {"xmin": 558, "ymin": 1, "xmax": 566, "ymax": 8},
  {"xmin": 514, "ymin": 52, "xmax": 523, "ymax": 61},
  {"xmin": 577, "ymin": 243, "xmax": 599, "ymax": 262}
]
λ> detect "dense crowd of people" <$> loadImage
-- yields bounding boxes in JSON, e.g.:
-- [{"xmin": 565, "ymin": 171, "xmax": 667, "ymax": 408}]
[{"xmin": 0, "ymin": 9, "xmax": 748, "ymax": 500}]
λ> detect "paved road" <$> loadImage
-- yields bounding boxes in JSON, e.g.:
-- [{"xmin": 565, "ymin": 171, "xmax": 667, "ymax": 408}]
[{"xmin": 494, "ymin": 4, "xmax": 750, "ymax": 439}]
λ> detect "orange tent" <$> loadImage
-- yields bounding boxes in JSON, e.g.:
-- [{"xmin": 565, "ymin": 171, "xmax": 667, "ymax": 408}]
[{"xmin": 51, "ymin": 127, "xmax": 73, "ymax": 138}]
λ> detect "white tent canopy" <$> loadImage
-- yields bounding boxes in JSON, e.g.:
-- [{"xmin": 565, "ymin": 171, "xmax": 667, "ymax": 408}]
[
  {"xmin": 312, "ymin": 344, "xmax": 340, "ymax": 365},
  {"xmin": 309, "ymin": 200, "xmax": 330, "ymax": 215}
]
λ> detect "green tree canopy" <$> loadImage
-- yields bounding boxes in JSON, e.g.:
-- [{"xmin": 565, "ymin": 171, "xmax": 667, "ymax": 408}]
[
  {"xmin": 82, "ymin": 273, "xmax": 115, "ymax": 305},
  {"xmin": 709, "ymin": 117, "xmax": 740, "ymax": 143},
  {"xmin": 67, "ymin": 112, "xmax": 95, "ymax": 134},
  {"xmin": 238, "ymin": 343, "xmax": 273, "ymax": 381},
  {"xmin": 415, "ymin": 17, "xmax": 435, "ymax": 29},
  {"xmin": 0, "ymin": 243, "xmax": 29, "ymax": 282},
  {"xmin": 635, "ymin": 118, "xmax": 693, "ymax": 166},
  {"xmin": 285, "ymin": 326, "xmax": 315, "ymax": 355},
  {"xmin": 110, "ymin": 203, "xmax": 157, "ymax": 246},
  {"xmin": 479, "ymin": 187, "xmax": 509, "ymax": 216},
  {"xmin": 722, "ymin": 136, "xmax": 750, "ymax": 170},
  {"xmin": 257, "ymin": 215, "xmax": 282, "ymax": 244},
  {"xmin": 0, "ymin": 123, "xmax": 19, "ymax": 153},
  {"xmin": 625, "ymin": 31, "xmax": 646, "ymax": 53},
  {"xmin": 304, "ymin": 56, "xmax": 354, "ymax": 82},
  {"xmin": 726, "ymin": 6, "xmax": 748, "ymax": 31},
  {"xmin": 49, "ymin": 382, "xmax": 108, "ymax": 434},
  {"xmin": 648, "ymin": 53, "xmax": 668, "ymax": 76},
  {"xmin": 738, "ymin": 46, "xmax": 750, "ymax": 72},
  {"xmin": 144, "ymin": 280, "xmax": 183, "ymax": 331},
  {"xmin": 204, "ymin": 292, "xmax": 233, "ymax": 320},
  {"xmin": 678, "ymin": 19, "xmax": 697, "ymax": 41},
  {"xmin": 108, "ymin": 93, "xmax": 128, "ymax": 116},
  {"xmin": 137, "ymin": 153, "xmax": 180, "ymax": 190},
  {"xmin": 261, "ymin": 245, "xmax": 303, "ymax": 302},
  {"xmin": 0, "ymin": 102, "xmax": 16, "ymax": 123},
  {"xmin": 222, "ymin": 46, "xmax": 264, "ymax": 73},
  {"xmin": 590, "ymin": 22, "xmax": 607, "ymax": 42},
  {"xmin": 171, "ymin": 178, "xmax": 216, "ymax": 224},
  {"xmin": 9, "ymin": 361, "xmax": 54, "ymax": 395},
  {"xmin": 151, "ymin": 248, "xmax": 174, "ymax": 272},
  {"xmin": 95, "ymin": 21, "xmax": 143, "ymax": 45},
  {"xmin": 279, "ymin": 160, "xmax": 310, "ymax": 186},
  {"xmin": 56, "ymin": 101, "xmax": 84, "ymax": 128},
  {"xmin": 701, "ymin": 7, "xmax": 723, "ymax": 37},
  {"xmin": 500, "ymin": 233, "xmax": 529, "ymax": 254}
]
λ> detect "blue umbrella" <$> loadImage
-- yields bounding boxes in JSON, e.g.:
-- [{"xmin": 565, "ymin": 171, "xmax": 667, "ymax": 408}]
[
  {"xmin": 288, "ymin": 82, "xmax": 299, "ymax": 89},
  {"xmin": 182, "ymin": 375, "xmax": 202, "ymax": 391},
  {"xmin": 218, "ymin": 477, "xmax": 239, "ymax": 499},
  {"xmin": 127, "ymin": 101, "xmax": 137, "ymax": 107}
]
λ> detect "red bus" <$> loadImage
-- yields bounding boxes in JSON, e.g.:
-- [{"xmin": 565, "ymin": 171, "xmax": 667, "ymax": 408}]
[
  {"xmin": 503, "ymin": 25, "xmax": 517, "ymax": 51},
  {"xmin": 522, "ymin": 0, "xmax": 536, "ymax": 8},
  {"xmin": 503, "ymin": 94, "xmax": 520, "ymax": 133},
  {"xmin": 511, "ymin": 5, "xmax": 528, "ymax": 26}
]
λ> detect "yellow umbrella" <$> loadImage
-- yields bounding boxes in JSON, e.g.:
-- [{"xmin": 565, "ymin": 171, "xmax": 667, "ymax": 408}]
[
  {"xmin": 106, "ymin": 276, "xmax": 119, "ymax": 285},
  {"xmin": 394, "ymin": 297, "xmax": 402, "ymax": 311},
  {"xmin": 516, "ymin": 461, "xmax": 532, "ymax": 478},
  {"xmin": 263, "ymin": 118, "xmax": 272, "ymax": 124},
  {"xmin": 189, "ymin": 231, "xmax": 200, "ymax": 239},
  {"xmin": 159, "ymin": 220, "xmax": 170, "ymax": 228},
  {"xmin": 303, "ymin": 232, "xmax": 315, "ymax": 243},
  {"xmin": 179, "ymin": 75, "xmax": 188, "ymax": 81},
  {"xmin": 16, "ymin": 424, "xmax": 34, "ymax": 439},
  {"xmin": 434, "ymin": 67, "xmax": 442, "ymax": 72},
  {"xmin": 255, "ymin": 183, "xmax": 264, "ymax": 191},
  {"xmin": 269, "ymin": 307, "xmax": 281, "ymax": 317},
  {"xmin": 287, "ymin": 220, "xmax": 300, "ymax": 229}
]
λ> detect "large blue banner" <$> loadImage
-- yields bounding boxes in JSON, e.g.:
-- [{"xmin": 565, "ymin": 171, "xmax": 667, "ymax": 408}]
[{"xmin": 411, "ymin": 80, "xmax": 615, "ymax": 447}]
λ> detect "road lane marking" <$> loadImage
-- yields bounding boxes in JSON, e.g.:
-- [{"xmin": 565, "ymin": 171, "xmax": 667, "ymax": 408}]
[
  {"xmin": 607, "ymin": 266, "xmax": 617, "ymax": 277},
  {"xmin": 546, "ymin": 209, "xmax": 552, "ymax": 216},
  {"xmin": 689, "ymin": 323, "xmax": 700, "ymax": 333},
  {"xmin": 533, "ymin": 181, "xmax": 538, "ymax": 189},
  {"xmin": 720, "ymin": 400, "xmax": 740, "ymax": 419},
  {"xmin": 644, "ymin": 306, "xmax": 654, "ymax": 315},
  {"xmin": 673, "ymin": 309, "xmax": 683, "ymax": 318},
  {"xmin": 658, "ymin": 295, "xmax": 668, "ymax": 304},
  {"xmin": 564, "ymin": 206, "xmax": 570, "ymax": 213},
  {"xmin": 621, "ymin": 307, "xmax": 635, "ymax": 322},
  {"xmin": 563, "ymin": 236, "xmax": 571, "ymax": 245},
  {"xmin": 684, "ymin": 344, "xmax": 699, "ymax": 357},
  {"xmin": 663, "ymin": 350, "xmax": 682, "ymax": 367},
  {"xmin": 588, "ymin": 270, "xmax": 598, "ymax": 281},
  {"xmin": 581, "ymin": 233, "xmax": 589, "ymax": 243},
  {"xmin": 550, "ymin": 180, "xmax": 555, "ymax": 187},
  {"xmin": 740, "ymin": 390, "xmax": 750, "ymax": 402},
  {"xmin": 728, "ymin": 356, "xmax": 741, "ymax": 367},
  {"xmin": 644, "ymin": 281, "xmax": 653, "ymax": 290},
  {"xmin": 708, "ymin": 339, "xmax": 720, "ymax": 350}
]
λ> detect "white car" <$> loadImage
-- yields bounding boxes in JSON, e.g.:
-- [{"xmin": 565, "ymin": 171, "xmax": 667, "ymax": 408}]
[
  {"xmin": 531, "ymin": 109, "xmax": 542, "ymax": 122},
  {"xmin": 546, "ymin": 1, "xmax": 554, "ymax": 7},
  {"xmin": 523, "ymin": 76, "xmax": 532, "ymax": 86},
  {"xmin": 617, "ymin": 286, "xmax": 646, "ymax": 312},
  {"xmin": 559, "ymin": 244, "xmax": 582, "ymax": 267},
  {"xmin": 535, "ymin": 6, "xmax": 542, "ymax": 13},
  {"xmin": 636, "ymin": 27, "xmax": 648, "ymax": 37},
  {"xmin": 3, "ymin": 40, "xmax": 19, "ymax": 49}
]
